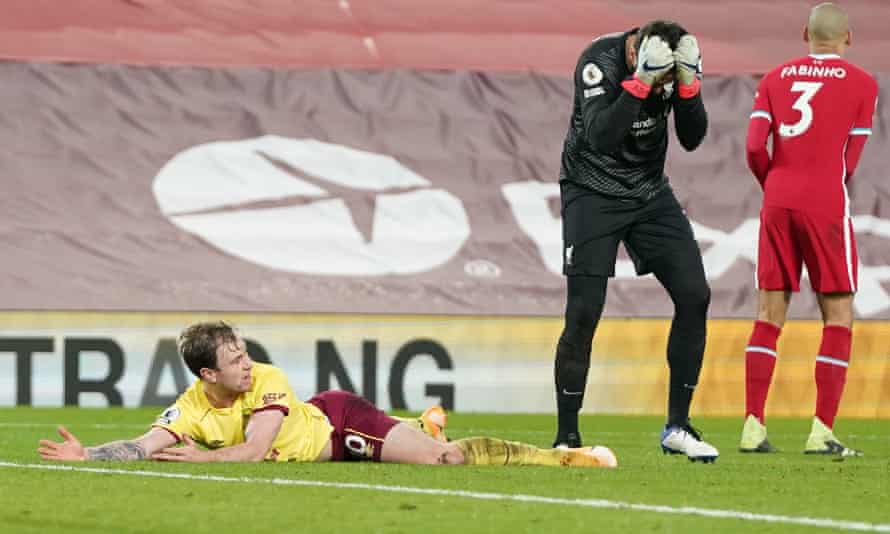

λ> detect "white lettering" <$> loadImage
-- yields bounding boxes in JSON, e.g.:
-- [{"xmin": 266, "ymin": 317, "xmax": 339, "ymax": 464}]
[
  {"xmin": 345, "ymin": 434, "xmax": 368, "ymax": 456},
  {"xmin": 632, "ymin": 117, "xmax": 657, "ymax": 129},
  {"xmin": 780, "ymin": 65, "xmax": 847, "ymax": 79}
]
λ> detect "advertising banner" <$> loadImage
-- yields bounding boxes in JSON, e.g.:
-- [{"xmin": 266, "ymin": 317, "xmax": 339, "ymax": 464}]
[
  {"xmin": 2, "ymin": 64, "xmax": 889, "ymax": 318},
  {"xmin": 2, "ymin": 313, "xmax": 887, "ymax": 418}
]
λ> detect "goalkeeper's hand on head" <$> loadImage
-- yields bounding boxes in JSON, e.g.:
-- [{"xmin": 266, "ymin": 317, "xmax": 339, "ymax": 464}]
[
  {"xmin": 674, "ymin": 34, "xmax": 702, "ymax": 97},
  {"xmin": 634, "ymin": 35, "xmax": 675, "ymax": 86},
  {"xmin": 622, "ymin": 35, "xmax": 674, "ymax": 99}
]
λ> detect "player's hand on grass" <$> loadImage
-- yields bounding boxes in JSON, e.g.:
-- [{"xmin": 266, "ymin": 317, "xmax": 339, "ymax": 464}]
[
  {"xmin": 152, "ymin": 434, "xmax": 208, "ymax": 463},
  {"xmin": 674, "ymin": 34, "xmax": 701, "ymax": 87},
  {"xmin": 38, "ymin": 426, "xmax": 86, "ymax": 461},
  {"xmin": 635, "ymin": 35, "xmax": 675, "ymax": 86}
]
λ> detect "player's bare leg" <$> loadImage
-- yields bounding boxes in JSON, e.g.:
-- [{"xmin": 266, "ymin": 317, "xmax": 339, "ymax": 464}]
[
  {"xmin": 741, "ymin": 289, "xmax": 790, "ymax": 452},
  {"xmin": 392, "ymin": 406, "xmax": 448, "ymax": 442},
  {"xmin": 380, "ymin": 423, "xmax": 457, "ymax": 464},
  {"xmin": 757, "ymin": 289, "xmax": 791, "ymax": 326},
  {"xmin": 806, "ymin": 292, "xmax": 861, "ymax": 456},
  {"xmin": 380, "ymin": 422, "xmax": 617, "ymax": 468},
  {"xmin": 817, "ymin": 292, "xmax": 853, "ymax": 329}
]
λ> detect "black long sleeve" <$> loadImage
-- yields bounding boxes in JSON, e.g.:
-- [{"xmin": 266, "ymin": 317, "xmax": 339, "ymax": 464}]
[
  {"xmin": 672, "ymin": 92, "xmax": 708, "ymax": 151},
  {"xmin": 582, "ymin": 90, "xmax": 644, "ymax": 154}
]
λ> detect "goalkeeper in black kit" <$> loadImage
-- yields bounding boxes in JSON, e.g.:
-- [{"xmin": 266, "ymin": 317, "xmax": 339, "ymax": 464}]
[{"xmin": 552, "ymin": 20, "xmax": 718, "ymax": 462}]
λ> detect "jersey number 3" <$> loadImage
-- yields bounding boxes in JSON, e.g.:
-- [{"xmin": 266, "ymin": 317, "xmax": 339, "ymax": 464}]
[{"xmin": 778, "ymin": 81, "xmax": 823, "ymax": 138}]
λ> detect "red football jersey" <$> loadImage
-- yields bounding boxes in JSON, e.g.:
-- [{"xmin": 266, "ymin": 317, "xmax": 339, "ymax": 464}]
[{"xmin": 750, "ymin": 54, "xmax": 878, "ymax": 217}]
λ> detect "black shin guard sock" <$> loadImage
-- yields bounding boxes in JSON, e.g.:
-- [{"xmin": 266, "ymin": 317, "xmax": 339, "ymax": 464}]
[
  {"xmin": 554, "ymin": 275, "xmax": 607, "ymax": 440},
  {"xmin": 667, "ymin": 379, "xmax": 694, "ymax": 428},
  {"xmin": 555, "ymin": 334, "xmax": 586, "ymax": 438},
  {"xmin": 665, "ymin": 312, "xmax": 707, "ymax": 427},
  {"xmin": 666, "ymin": 317, "xmax": 705, "ymax": 427},
  {"xmin": 653, "ymin": 255, "xmax": 710, "ymax": 428}
]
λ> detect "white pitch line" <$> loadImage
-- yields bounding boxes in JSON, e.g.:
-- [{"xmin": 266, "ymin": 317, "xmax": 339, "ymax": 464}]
[{"xmin": 1, "ymin": 461, "xmax": 887, "ymax": 532}]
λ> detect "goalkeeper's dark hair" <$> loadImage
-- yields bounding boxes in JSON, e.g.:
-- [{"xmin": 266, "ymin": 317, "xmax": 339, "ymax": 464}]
[
  {"xmin": 635, "ymin": 20, "xmax": 688, "ymax": 52},
  {"xmin": 178, "ymin": 321, "xmax": 239, "ymax": 377}
]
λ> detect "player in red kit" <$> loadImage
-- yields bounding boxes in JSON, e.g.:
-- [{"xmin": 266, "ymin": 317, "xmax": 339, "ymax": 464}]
[{"xmin": 740, "ymin": 2, "xmax": 878, "ymax": 455}]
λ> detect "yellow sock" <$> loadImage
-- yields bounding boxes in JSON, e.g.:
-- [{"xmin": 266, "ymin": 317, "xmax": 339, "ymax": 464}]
[{"xmin": 454, "ymin": 437, "xmax": 600, "ymax": 467}]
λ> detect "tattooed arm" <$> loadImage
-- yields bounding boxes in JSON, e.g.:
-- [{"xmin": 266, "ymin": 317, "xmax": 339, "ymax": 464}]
[
  {"xmin": 86, "ymin": 440, "xmax": 148, "ymax": 461},
  {"xmin": 38, "ymin": 426, "xmax": 176, "ymax": 462}
]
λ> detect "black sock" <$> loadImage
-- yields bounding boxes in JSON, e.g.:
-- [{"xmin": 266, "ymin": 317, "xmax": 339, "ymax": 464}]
[
  {"xmin": 554, "ymin": 275, "xmax": 607, "ymax": 439},
  {"xmin": 556, "ymin": 334, "xmax": 585, "ymax": 437},
  {"xmin": 654, "ymin": 255, "xmax": 710, "ymax": 428},
  {"xmin": 664, "ymin": 309, "xmax": 707, "ymax": 427},
  {"xmin": 667, "ymin": 380, "xmax": 695, "ymax": 428}
]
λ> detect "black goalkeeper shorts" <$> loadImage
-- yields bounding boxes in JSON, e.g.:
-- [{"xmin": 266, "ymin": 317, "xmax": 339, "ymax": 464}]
[{"xmin": 560, "ymin": 181, "xmax": 702, "ymax": 277}]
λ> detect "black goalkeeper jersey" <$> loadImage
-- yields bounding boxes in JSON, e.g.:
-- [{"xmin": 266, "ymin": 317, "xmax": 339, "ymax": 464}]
[{"xmin": 559, "ymin": 30, "xmax": 708, "ymax": 201}]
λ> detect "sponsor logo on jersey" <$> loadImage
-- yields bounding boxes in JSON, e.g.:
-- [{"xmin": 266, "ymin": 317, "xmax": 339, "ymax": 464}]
[
  {"xmin": 632, "ymin": 117, "xmax": 657, "ymax": 129},
  {"xmin": 583, "ymin": 87, "xmax": 605, "ymax": 99},
  {"xmin": 262, "ymin": 392, "xmax": 287, "ymax": 405},
  {"xmin": 631, "ymin": 116, "xmax": 659, "ymax": 137}
]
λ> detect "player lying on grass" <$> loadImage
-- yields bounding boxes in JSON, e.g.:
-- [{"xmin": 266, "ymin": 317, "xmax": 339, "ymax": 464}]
[{"xmin": 38, "ymin": 321, "xmax": 617, "ymax": 468}]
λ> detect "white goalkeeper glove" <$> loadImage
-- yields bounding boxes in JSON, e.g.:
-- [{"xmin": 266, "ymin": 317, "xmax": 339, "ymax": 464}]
[
  {"xmin": 674, "ymin": 34, "xmax": 702, "ymax": 97},
  {"xmin": 635, "ymin": 35, "xmax": 675, "ymax": 87}
]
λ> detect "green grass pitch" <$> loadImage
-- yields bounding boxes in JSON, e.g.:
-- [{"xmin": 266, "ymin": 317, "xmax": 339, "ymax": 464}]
[{"xmin": 1, "ymin": 408, "xmax": 888, "ymax": 533}]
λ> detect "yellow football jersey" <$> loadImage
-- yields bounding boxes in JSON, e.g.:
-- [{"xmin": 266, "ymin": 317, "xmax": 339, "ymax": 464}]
[{"xmin": 152, "ymin": 363, "xmax": 333, "ymax": 462}]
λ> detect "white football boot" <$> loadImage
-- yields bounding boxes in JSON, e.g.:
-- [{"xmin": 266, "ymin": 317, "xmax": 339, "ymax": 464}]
[{"xmin": 660, "ymin": 423, "xmax": 719, "ymax": 463}]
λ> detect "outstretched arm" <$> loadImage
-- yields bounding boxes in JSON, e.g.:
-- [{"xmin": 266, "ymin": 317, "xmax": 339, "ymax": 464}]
[
  {"xmin": 152, "ymin": 409, "xmax": 284, "ymax": 463},
  {"xmin": 38, "ymin": 426, "xmax": 177, "ymax": 462}
]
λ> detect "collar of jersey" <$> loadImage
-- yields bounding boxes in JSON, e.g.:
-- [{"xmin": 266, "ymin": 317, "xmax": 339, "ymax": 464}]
[
  {"xmin": 808, "ymin": 53, "xmax": 841, "ymax": 60},
  {"xmin": 198, "ymin": 380, "xmax": 240, "ymax": 412}
]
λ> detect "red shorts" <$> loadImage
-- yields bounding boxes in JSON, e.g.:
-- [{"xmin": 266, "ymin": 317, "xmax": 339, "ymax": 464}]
[
  {"xmin": 308, "ymin": 390, "xmax": 399, "ymax": 462},
  {"xmin": 757, "ymin": 206, "xmax": 857, "ymax": 293}
]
